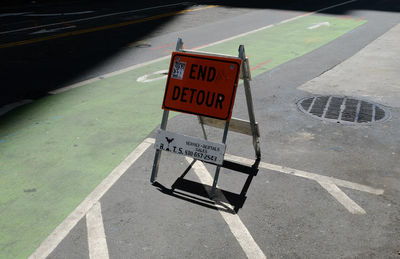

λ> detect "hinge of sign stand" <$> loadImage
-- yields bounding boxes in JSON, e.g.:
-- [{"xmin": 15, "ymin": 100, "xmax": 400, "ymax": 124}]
[{"xmin": 239, "ymin": 58, "xmax": 251, "ymax": 81}]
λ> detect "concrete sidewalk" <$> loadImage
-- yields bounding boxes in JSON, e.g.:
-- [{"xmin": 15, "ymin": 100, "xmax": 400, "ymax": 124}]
[{"xmin": 299, "ymin": 23, "xmax": 400, "ymax": 108}]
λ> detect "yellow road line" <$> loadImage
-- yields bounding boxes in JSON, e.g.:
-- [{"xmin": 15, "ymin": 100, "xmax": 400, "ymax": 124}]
[{"xmin": 0, "ymin": 5, "xmax": 216, "ymax": 49}]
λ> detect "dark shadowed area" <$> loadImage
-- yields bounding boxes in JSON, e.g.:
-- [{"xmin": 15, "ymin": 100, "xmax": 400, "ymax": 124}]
[{"xmin": 1, "ymin": 0, "xmax": 399, "ymax": 106}]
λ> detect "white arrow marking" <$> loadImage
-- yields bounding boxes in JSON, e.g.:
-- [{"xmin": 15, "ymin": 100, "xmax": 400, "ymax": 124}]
[
  {"xmin": 308, "ymin": 21, "xmax": 330, "ymax": 30},
  {"xmin": 137, "ymin": 70, "xmax": 168, "ymax": 83},
  {"xmin": 30, "ymin": 26, "xmax": 76, "ymax": 35}
]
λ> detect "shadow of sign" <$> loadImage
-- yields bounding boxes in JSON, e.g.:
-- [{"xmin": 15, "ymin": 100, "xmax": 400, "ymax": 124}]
[{"xmin": 153, "ymin": 157, "xmax": 260, "ymax": 213}]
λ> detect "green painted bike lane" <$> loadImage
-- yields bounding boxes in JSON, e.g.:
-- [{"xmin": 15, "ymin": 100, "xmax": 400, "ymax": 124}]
[{"xmin": 0, "ymin": 14, "xmax": 365, "ymax": 258}]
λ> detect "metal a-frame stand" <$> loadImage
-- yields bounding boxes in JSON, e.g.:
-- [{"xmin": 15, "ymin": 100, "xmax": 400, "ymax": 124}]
[{"xmin": 151, "ymin": 38, "xmax": 261, "ymax": 197}]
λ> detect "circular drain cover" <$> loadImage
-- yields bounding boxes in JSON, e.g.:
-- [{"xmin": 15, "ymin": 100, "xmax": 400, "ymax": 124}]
[{"xmin": 297, "ymin": 96, "xmax": 390, "ymax": 124}]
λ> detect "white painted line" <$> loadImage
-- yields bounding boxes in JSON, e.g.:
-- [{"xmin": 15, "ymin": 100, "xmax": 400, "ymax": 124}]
[
  {"xmin": 28, "ymin": 138, "xmax": 154, "ymax": 259},
  {"xmin": 186, "ymin": 157, "xmax": 267, "ymax": 259},
  {"xmin": 224, "ymin": 153, "xmax": 383, "ymax": 214},
  {"xmin": 318, "ymin": 181, "xmax": 366, "ymax": 215},
  {"xmin": 0, "ymin": 12, "xmax": 31, "ymax": 17},
  {"xmin": 328, "ymin": 177, "xmax": 383, "ymax": 195},
  {"xmin": 86, "ymin": 201, "xmax": 110, "ymax": 259},
  {"xmin": 224, "ymin": 154, "xmax": 384, "ymax": 195},
  {"xmin": 48, "ymin": 56, "xmax": 171, "ymax": 94},
  {"xmin": 316, "ymin": 0, "xmax": 357, "ymax": 13},
  {"xmin": 191, "ymin": 1, "xmax": 356, "ymax": 51},
  {"xmin": 0, "ymin": 2, "xmax": 192, "ymax": 35},
  {"xmin": 0, "ymin": 99, "xmax": 32, "ymax": 116},
  {"xmin": 48, "ymin": 0, "xmax": 359, "ymax": 95},
  {"xmin": 25, "ymin": 11, "xmax": 95, "ymax": 17},
  {"xmin": 30, "ymin": 26, "xmax": 76, "ymax": 35}
]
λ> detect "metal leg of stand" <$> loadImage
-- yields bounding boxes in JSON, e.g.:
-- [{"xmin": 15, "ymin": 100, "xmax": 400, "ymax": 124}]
[
  {"xmin": 243, "ymin": 78, "xmax": 261, "ymax": 158},
  {"xmin": 239, "ymin": 45, "xmax": 261, "ymax": 159},
  {"xmin": 150, "ymin": 110, "xmax": 169, "ymax": 183},
  {"xmin": 198, "ymin": 116, "xmax": 208, "ymax": 140},
  {"xmin": 210, "ymin": 121, "xmax": 230, "ymax": 197},
  {"xmin": 151, "ymin": 38, "xmax": 184, "ymax": 183}
]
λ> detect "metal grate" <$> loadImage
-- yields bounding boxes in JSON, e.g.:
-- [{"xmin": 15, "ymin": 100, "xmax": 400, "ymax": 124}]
[{"xmin": 297, "ymin": 96, "xmax": 390, "ymax": 124}]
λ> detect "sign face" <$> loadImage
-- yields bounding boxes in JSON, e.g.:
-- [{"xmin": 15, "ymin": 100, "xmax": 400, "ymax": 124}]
[
  {"xmin": 155, "ymin": 130, "xmax": 226, "ymax": 165},
  {"xmin": 162, "ymin": 52, "xmax": 242, "ymax": 121}
]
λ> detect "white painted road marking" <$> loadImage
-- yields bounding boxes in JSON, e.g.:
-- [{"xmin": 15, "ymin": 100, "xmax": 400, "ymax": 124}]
[
  {"xmin": 28, "ymin": 138, "xmax": 154, "ymax": 259},
  {"xmin": 86, "ymin": 201, "xmax": 110, "ymax": 259},
  {"xmin": 28, "ymin": 1, "xmax": 365, "ymax": 256},
  {"xmin": 0, "ymin": 99, "xmax": 32, "ymax": 116},
  {"xmin": 137, "ymin": 69, "xmax": 168, "ymax": 83},
  {"xmin": 318, "ymin": 182, "xmax": 366, "ymax": 215},
  {"xmin": 308, "ymin": 21, "xmax": 331, "ymax": 30},
  {"xmin": 186, "ymin": 157, "xmax": 267, "ymax": 259},
  {"xmin": 30, "ymin": 131, "xmax": 384, "ymax": 258},
  {"xmin": 225, "ymin": 153, "xmax": 383, "ymax": 214},
  {"xmin": 25, "ymin": 11, "xmax": 95, "ymax": 17},
  {"xmin": 48, "ymin": 56, "xmax": 171, "ymax": 94},
  {"xmin": 30, "ymin": 26, "xmax": 76, "ymax": 35},
  {"xmin": 0, "ymin": 12, "xmax": 31, "ymax": 18}
]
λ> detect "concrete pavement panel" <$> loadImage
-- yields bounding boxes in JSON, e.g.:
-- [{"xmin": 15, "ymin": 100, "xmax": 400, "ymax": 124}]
[{"xmin": 299, "ymin": 23, "xmax": 400, "ymax": 108}]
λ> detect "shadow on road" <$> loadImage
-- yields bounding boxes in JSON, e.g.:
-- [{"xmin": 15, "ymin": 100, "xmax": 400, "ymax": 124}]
[
  {"xmin": 1, "ymin": 0, "xmax": 398, "ymax": 106},
  {"xmin": 153, "ymin": 158, "xmax": 260, "ymax": 213}
]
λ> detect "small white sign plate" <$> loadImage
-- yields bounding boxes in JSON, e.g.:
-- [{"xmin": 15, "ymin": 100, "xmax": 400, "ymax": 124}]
[{"xmin": 155, "ymin": 130, "xmax": 226, "ymax": 165}]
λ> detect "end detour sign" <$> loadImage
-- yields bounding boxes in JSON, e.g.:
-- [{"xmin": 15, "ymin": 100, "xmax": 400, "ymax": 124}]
[{"xmin": 162, "ymin": 52, "xmax": 242, "ymax": 121}]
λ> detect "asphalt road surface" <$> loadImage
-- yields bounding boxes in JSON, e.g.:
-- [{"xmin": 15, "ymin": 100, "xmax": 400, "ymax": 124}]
[
  {"xmin": 0, "ymin": 0, "xmax": 398, "ymax": 105},
  {"xmin": 1, "ymin": 0, "xmax": 399, "ymax": 258}
]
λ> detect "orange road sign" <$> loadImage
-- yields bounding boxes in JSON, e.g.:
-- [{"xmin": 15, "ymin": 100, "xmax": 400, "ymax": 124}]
[{"xmin": 162, "ymin": 51, "xmax": 242, "ymax": 121}]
